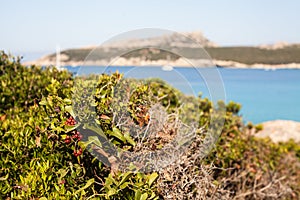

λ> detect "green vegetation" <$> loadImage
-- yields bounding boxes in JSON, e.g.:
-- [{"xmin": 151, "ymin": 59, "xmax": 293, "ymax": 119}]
[
  {"xmin": 205, "ymin": 45, "xmax": 300, "ymax": 65},
  {"xmin": 1, "ymin": 51, "xmax": 300, "ymax": 199},
  {"xmin": 46, "ymin": 45, "xmax": 300, "ymax": 65}
]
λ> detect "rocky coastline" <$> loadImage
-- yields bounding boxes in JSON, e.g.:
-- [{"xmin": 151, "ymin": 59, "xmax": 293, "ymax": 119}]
[
  {"xmin": 22, "ymin": 31, "xmax": 300, "ymax": 69},
  {"xmin": 24, "ymin": 56, "xmax": 300, "ymax": 69}
]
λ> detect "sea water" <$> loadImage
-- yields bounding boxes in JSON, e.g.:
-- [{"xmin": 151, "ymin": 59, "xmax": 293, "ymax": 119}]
[{"xmin": 65, "ymin": 66, "xmax": 300, "ymax": 124}]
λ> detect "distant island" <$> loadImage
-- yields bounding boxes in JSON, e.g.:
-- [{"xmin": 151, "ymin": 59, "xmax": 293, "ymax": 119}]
[{"xmin": 24, "ymin": 31, "xmax": 300, "ymax": 69}]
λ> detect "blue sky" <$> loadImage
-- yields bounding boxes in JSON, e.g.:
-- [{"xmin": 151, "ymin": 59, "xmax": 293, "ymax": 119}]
[{"xmin": 1, "ymin": 0, "xmax": 300, "ymax": 59}]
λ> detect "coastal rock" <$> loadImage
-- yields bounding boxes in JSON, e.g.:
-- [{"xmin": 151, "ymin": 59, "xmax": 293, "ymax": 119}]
[
  {"xmin": 255, "ymin": 120, "xmax": 300, "ymax": 143},
  {"xmin": 258, "ymin": 42, "xmax": 300, "ymax": 50},
  {"xmin": 214, "ymin": 60, "xmax": 300, "ymax": 69}
]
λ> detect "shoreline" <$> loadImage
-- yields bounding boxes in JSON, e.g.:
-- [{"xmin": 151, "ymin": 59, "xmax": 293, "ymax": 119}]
[
  {"xmin": 214, "ymin": 60, "xmax": 300, "ymax": 70},
  {"xmin": 24, "ymin": 57, "xmax": 300, "ymax": 69}
]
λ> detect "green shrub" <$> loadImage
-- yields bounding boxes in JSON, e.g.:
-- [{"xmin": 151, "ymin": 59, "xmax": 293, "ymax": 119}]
[
  {"xmin": 0, "ymin": 52, "xmax": 161, "ymax": 199},
  {"xmin": 0, "ymin": 52, "xmax": 299, "ymax": 199},
  {"xmin": 0, "ymin": 51, "xmax": 72, "ymax": 114}
]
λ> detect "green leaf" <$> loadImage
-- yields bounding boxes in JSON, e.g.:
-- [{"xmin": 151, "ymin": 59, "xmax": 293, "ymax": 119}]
[
  {"xmin": 86, "ymin": 136, "xmax": 102, "ymax": 147},
  {"xmin": 136, "ymin": 172, "xmax": 144, "ymax": 179},
  {"xmin": 149, "ymin": 191, "xmax": 157, "ymax": 199},
  {"xmin": 135, "ymin": 190, "xmax": 142, "ymax": 200},
  {"xmin": 90, "ymin": 101, "xmax": 97, "ymax": 107},
  {"xmin": 0, "ymin": 174, "xmax": 9, "ymax": 181},
  {"xmin": 57, "ymin": 168, "xmax": 69, "ymax": 178},
  {"xmin": 19, "ymin": 175, "xmax": 25, "ymax": 183},
  {"xmin": 47, "ymin": 175, "xmax": 53, "ymax": 181},
  {"xmin": 39, "ymin": 98, "xmax": 47, "ymax": 106},
  {"xmin": 118, "ymin": 172, "xmax": 132, "ymax": 186},
  {"xmin": 119, "ymin": 182, "xmax": 129, "ymax": 190},
  {"xmin": 108, "ymin": 127, "xmax": 125, "ymax": 142},
  {"xmin": 65, "ymin": 106, "xmax": 75, "ymax": 117},
  {"xmin": 84, "ymin": 124, "xmax": 106, "ymax": 138},
  {"xmin": 65, "ymin": 123, "xmax": 80, "ymax": 133},
  {"xmin": 106, "ymin": 174, "xmax": 117, "ymax": 186},
  {"xmin": 63, "ymin": 98, "xmax": 72, "ymax": 104},
  {"xmin": 54, "ymin": 184, "xmax": 60, "ymax": 192},
  {"xmin": 148, "ymin": 172, "xmax": 158, "ymax": 187},
  {"xmin": 107, "ymin": 188, "xmax": 117, "ymax": 197},
  {"xmin": 74, "ymin": 178, "xmax": 94, "ymax": 195},
  {"xmin": 141, "ymin": 193, "xmax": 148, "ymax": 200},
  {"xmin": 124, "ymin": 132, "xmax": 136, "ymax": 146}
]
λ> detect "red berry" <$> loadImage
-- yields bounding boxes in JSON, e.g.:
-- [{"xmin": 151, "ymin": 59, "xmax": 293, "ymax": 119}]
[
  {"xmin": 78, "ymin": 134, "xmax": 82, "ymax": 141},
  {"xmin": 66, "ymin": 117, "xmax": 76, "ymax": 126},
  {"xmin": 65, "ymin": 138, "xmax": 71, "ymax": 144},
  {"xmin": 73, "ymin": 148, "xmax": 83, "ymax": 157},
  {"xmin": 77, "ymin": 149, "xmax": 82, "ymax": 156}
]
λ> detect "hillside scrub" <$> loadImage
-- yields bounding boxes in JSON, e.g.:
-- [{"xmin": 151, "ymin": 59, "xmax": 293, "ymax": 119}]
[
  {"xmin": 41, "ymin": 45, "xmax": 300, "ymax": 66},
  {"xmin": 0, "ymin": 51, "xmax": 299, "ymax": 199}
]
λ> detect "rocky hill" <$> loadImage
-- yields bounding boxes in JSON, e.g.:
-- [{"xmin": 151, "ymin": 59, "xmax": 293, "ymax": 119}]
[
  {"xmin": 100, "ymin": 31, "xmax": 217, "ymax": 48},
  {"xmin": 24, "ymin": 31, "xmax": 300, "ymax": 68}
]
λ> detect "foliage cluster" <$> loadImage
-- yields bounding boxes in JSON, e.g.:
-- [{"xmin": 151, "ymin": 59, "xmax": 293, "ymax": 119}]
[{"xmin": 0, "ymin": 52, "xmax": 299, "ymax": 199}]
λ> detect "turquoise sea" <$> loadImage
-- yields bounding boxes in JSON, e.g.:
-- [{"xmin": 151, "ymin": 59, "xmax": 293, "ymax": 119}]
[{"xmin": 65, "ymin": 66, "xmax": 300, "ymax": 124}]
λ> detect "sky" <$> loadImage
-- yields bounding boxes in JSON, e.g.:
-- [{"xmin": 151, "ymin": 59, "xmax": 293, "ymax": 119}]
[{"xmin": 1, "ymin": 0, "xmax": 300, "ymax": 60}]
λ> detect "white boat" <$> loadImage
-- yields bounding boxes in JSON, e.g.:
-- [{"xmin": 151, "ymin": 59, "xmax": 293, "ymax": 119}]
[{"xmin": 162, "ymin": 65, "xmax": 173, "ymax": 71}]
